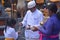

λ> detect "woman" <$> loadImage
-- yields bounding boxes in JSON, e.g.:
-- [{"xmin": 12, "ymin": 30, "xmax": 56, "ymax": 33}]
[
  {"xmin": 32, "ymin": 3, "xmax": 60, "ymax": 40},
  {"xmin": 4, "ymin": 18, "xmax": 20, "ymax": 40}
]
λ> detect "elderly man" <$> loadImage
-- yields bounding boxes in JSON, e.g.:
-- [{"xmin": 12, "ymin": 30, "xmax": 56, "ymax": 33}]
[{"xmin": 19, "ymin": 1, "xmax": 43, "ymax": 40}]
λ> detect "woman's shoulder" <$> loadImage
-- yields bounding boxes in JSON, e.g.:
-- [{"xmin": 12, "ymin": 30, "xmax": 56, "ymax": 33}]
[{"xmin": 9, "ymin": 27, "xmax": 15, "ymax": 32}]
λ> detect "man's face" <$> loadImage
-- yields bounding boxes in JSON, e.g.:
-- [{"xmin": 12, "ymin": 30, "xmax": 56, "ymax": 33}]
[{"xmin": 29, "ymin": 7, "xmax": 36, "ymax": 12}]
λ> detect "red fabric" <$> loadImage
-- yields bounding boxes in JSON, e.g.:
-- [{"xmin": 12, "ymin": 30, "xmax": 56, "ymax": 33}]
[
  {"xmin": 39, "ymin": 32, "xmax": 59, "ymax": 40},
  {"xmin": 48, "ymin": 34, "xmax": 59, "ymax": 38},
  {"xmin": 39, "ymin": 32, "xmax": 43, "ymax": 40}
]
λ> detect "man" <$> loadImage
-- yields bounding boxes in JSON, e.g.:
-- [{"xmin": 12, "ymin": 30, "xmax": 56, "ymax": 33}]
[{"xmin": 19, "ymin": 1, "xmax": 43, "ymax": 40}]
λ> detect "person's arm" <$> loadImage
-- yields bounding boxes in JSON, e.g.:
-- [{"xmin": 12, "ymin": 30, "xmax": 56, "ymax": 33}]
[{"xmin": 39, "ymin": 18, "xmax": 54, "ymax": 35}]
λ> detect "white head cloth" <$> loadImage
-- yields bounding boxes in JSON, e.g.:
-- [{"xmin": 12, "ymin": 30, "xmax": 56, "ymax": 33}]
[{"xmin": 28, "ymin": 1, "xmax": 36, "ymax": 8}]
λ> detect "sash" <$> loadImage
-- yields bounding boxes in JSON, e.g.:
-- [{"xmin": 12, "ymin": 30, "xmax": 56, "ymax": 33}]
[
  {"xmin": 5, "ymin": 38, "xmax": 14, "ymax": 40},
  {"xmin": 39, "ymin": 32, "xmax": 59, "ymax": 40}
]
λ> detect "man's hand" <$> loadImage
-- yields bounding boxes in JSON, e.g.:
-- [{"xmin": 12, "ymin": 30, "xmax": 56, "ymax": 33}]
[
  {"xmin": 19, "ymin": 22, "xmax": 23, "ymax": 26},
  {"xmin": 31, "ymin": 26, "xmax": 38, "ymax": 31},
  {"xmin": 26, "ymin": 25, "xmax": 30, "ymax": 30}
]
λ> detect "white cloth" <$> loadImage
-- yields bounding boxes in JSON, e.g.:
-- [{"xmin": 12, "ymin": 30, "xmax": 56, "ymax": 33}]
[
  {"xmin": 28, "ymin": 1, "xmax": 36, "ymax": 8},
  {"xmin": 17, "ymin": 0, "xmax": 26, "ymax": 9},
  {"xmin": 4, "ymin": 26, "xmax": 18, "ymax": 40},
  {"xmin": 25, "ymin": 38, "xmax": 39, "ymax": 40},
  {"xmin": 22, "ymin": 9, "xmax": 43, "ymax": 38}
]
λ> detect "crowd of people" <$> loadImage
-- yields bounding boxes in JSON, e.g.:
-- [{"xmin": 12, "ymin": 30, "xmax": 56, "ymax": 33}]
[{"xmin": 0, "ymin": 0, "xmax": 60, "ymax": 40}]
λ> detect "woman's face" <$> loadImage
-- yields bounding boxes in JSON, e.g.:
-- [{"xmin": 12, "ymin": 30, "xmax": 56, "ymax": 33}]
[{"xmin": 48, "ymin": 10, "xmax": 53, "ymax": 17}]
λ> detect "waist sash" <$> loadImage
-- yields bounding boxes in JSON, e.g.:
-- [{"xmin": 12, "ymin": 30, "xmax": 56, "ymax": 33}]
[
  {"xmin": 39, "ymin": 32, "xmax": 59, "ymax": 40},
  {"xmin": 5, "ymin": 38, "xmax": 14, "ymax": 40}
]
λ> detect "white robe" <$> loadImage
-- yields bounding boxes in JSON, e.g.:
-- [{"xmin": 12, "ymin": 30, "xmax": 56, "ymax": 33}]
[
  {"xmin": 22, "ymin": 9, "xmax": 43, "ymax": 39},
  {"xmin": 4, "ymin": 26, "xmax": 18, "ymax": 40}
]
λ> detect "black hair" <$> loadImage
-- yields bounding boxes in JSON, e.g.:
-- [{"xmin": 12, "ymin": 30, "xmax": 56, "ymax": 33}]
[
  {"xmin": 42, "ymin": 4, "xmax": 47, "ymax": 9},
  {"xmin": 47, "ymin": 3, "xmax": 60, "ymax": 20},
  {"xmin": 56, "ymin": 9, "xmax": 60, "ymax": 20},
  {"xmin": 47, "ymin": 3, "xmax": 57, "ymax": 13},
  {"xmin": 5, "ymin": 18, "xmax": 16, "ymax": 32}
]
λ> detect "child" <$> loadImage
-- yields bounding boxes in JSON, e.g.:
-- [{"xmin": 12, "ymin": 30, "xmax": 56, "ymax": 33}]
[{"xmin": 4, "ymin": 18, "xmax": 20, "ymax": 40}]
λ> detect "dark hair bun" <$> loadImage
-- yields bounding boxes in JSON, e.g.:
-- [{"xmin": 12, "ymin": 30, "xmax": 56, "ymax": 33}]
[
  {"xmin": 47, "ymin": 3, "xmax": 57, "ymax": 13},
  {"xmin": 7, "ymin": 18, "xmax": 16, "ymax": 26}
]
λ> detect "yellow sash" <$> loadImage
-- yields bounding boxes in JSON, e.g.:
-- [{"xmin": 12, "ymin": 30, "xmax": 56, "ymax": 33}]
[{"xmin": 5, "ymin": 38, "xmax": 14, "ymax": 40}]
